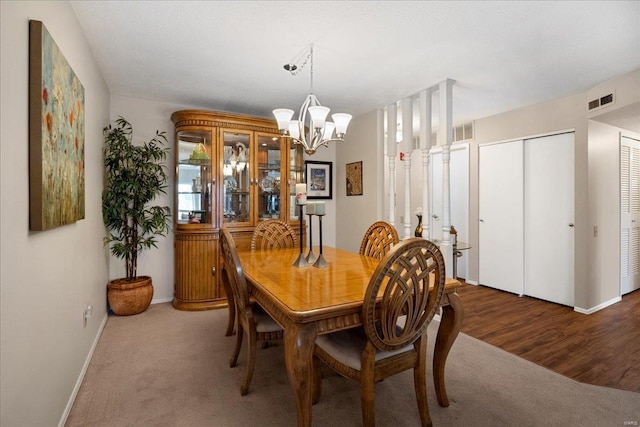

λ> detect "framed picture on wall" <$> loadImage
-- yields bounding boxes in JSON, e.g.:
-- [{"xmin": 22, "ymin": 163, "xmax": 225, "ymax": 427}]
[
  {"xmin": 346, "ymin": 161, "xmax": 363, "ymax": 196},
  {"xmin": 29, "ymin": 20, "xmax": 85, "ymax": 231},
  {"xmin": 305, "ymin": 161, "xmax": 332, "ymax": 199}
]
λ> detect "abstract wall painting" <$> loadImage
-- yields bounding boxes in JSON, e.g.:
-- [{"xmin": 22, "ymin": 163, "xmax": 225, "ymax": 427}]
[{"xmin": 29, "ymin": 20, "xmax": 85, "ymax": 231}]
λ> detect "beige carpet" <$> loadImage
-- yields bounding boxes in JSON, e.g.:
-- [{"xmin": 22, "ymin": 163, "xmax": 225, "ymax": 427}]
[{"xmin": 66, "ymin": 303, "xmax": 640, "ymax": 426}]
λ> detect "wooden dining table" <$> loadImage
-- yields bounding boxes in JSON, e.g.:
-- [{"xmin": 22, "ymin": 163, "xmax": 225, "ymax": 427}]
[{"xmin": 237, "ymin": 246, "xmax": 464, "ymax": 427}]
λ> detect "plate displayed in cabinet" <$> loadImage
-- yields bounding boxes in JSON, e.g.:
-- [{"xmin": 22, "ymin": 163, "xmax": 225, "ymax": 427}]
[
  {"xmin": 224, "ymin": 175, "xmax": 237, "ymax": 191},
  {"xmin": 260, "ymin": 176, "xmax": 275, "ymax": 192}
]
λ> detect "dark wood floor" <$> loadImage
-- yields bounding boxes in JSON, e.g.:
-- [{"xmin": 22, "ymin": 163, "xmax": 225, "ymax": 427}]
[{"xmin": 455, "ymin": 282, "xmax": 640, "ymax": 393}]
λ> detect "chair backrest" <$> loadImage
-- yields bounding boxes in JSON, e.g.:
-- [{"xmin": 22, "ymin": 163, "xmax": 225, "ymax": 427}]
[
  {"xmin": 363, "ymin": 238, "xmax": 446, "ymax": 352},
  {"xmin": 250, "ymin": 219, "xmax": 298, "ymax": 250},
  {"xmin": 220, "ymin": 227, "xmax": 251, "ymax": 313},
  {"xmin": 359, "ymin": 221, "xmax": 399, "ymax": 260}
]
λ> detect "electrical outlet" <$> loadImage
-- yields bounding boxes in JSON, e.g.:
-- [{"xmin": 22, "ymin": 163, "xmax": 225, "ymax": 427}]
[{"xmin": 83, "ymin": 305, "xmax": 93, "ymax": 328}]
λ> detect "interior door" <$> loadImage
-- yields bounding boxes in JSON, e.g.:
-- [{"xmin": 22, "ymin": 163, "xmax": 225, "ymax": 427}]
[
  {"xmin": 621, "ymin": 135, "xmax": 640, "ymax": 295},
  {"xmin": 524, "ymin": 133, "xmax": 575, "ymax": 306},
  {"xmin": 430, "ymin": 151, "xmax": 443, "ymax": 241},
  {"xmin": 430, "ymin": 145, "xmax": 469, "ymax": 278},
  {"xmin": 479, "ymin": 140, "xmax": 524, "ymax": 295}
]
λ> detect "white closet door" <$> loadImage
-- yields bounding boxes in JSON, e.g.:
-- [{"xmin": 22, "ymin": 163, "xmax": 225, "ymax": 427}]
[
  {"xmin": 621, "ymin": 136, "xmax": 640, "ymax": 295},
  {"xmin": 479, "ymin": 141, "xmax": 524, "ymax": 295},
  {"xmin": 524, "ymin": 133, "xmax": 574, "ymax": 306}
]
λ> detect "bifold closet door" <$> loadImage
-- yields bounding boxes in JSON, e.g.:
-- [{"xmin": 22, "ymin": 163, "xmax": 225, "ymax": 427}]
[
  {"xmin": 621, "ymin": 135, "xmax": 640, "ymax": 295},
  {"xmin": 524, "ymin": 133, "xmax": 574, "ymax": 306},
  {"xmin": 479, "ymin": 140, "xmax": 524, "ymax": 295}
]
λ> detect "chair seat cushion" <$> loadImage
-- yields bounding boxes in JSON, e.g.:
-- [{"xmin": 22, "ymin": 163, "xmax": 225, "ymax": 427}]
[
  {"xmin": 252, "ymin": 304, "xmax": 283, "ymax": 333},
  {"xmin": 315, "ymin": 327, "xmax": 413, "ymax": 371}
]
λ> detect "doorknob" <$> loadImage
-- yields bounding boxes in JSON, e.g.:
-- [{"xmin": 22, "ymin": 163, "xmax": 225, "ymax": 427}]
[
  {"xmin": 569, "ymin": 223, "xmax": 574, "ymax": 227},
  {"xmin": 479, "ymin": 219, "xmax": 484, "ymax": 223},
  {"xmin": 433, "ymin": 215, "xmax": 439, "ymax": 219}
]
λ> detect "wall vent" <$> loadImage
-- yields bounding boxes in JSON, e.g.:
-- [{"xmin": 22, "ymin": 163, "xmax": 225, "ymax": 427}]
[
  {"xmin": 588, "ymin": 92, "xmax": 615, "ymax": 111},
  {"xmin": 454, "ymin": 121, "xmax": 474, "ymax": 142}
]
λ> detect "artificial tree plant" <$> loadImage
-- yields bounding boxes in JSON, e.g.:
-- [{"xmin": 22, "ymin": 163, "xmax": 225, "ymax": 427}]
[{"xmin": 102, "ymin": 116, "xmax": 171, "ymax": 314}]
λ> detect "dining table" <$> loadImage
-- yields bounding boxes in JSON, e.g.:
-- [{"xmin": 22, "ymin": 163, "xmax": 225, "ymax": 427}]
[{"xmin": 237, "ymin": 245, "xmax": 464, "ymax": 427}]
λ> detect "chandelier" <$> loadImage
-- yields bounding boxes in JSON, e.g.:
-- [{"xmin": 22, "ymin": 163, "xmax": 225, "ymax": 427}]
[{"xmin": 273, "ymin": 45, "xmax": 352, "ymax": 155}]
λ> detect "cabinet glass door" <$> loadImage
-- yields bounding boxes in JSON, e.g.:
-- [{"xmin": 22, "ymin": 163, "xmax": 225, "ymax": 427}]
[
  {"xmin": 222, "ymin": 131, "xmax": 251, "ymax": 224},
  {"xmin": 257, "ymin": 135, "xmax": 281, "ymax": 221},
  {"xmin": 176, "ymin": 130, "xmax": 213, "ymax": 225}
]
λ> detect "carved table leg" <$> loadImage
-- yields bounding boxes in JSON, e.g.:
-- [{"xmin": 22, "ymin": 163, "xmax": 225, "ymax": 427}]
[
  {"xmin": 433, "ymin": 292, "xmax": 465, "ymax": 407},
  {"xmin": 284, "ymin": 323, "xmax": 317, "ymax": 427}
]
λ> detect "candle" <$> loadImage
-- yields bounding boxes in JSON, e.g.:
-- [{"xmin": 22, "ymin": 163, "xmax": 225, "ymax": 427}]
[
  {"xmin": 306, "ymin": 202, "xmax": 316, "ymax": 215},
  {"xmin": 295, "ymin": 183, "xmax": 307, "ymax": 205},
  {"xmin": 316, "ymin": 201, "xmax": 325, "ymax": 215}
]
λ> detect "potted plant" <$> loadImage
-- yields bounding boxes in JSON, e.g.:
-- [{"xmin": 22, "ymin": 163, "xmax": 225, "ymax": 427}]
[{"xmin": 102, "ymin": 116, "xmax": 171, "ymax": 315}]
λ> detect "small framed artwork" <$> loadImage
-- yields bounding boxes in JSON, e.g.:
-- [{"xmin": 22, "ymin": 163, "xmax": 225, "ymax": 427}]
[
  {"xmin": 305, "ymin": 161, "xmax": 332, "ymax": 199},
  {"xmin": 346, "ymin": 161, "xmax": 363, "ymax": 196}
]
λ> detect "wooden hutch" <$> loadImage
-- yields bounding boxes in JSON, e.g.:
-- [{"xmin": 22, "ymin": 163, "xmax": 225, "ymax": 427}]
[{"xmin": 171, "ymin": 110, "xmax": 303, "ymax": 310}]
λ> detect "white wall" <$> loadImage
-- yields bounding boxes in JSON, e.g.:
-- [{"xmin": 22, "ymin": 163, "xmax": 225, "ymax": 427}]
[
  {"xmin": 0, "ymin": 2, "xmax": 110, "ymax": 426},
  {"xmin": 335, "ymin": 110, "xmax": 384, "ymax": 252}
]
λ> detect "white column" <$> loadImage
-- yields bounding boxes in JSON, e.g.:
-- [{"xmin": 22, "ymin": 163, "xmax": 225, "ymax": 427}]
[
  {"xmin": 439, "ymin": 79, "xmax": 455, "ymax": 272},
  {"xmin": 401, "ymin": 97, "xmax": 413, "ymax": 240},
  {"xmin": 387, "ymin": 103, "xmax": 397, "ymax": 228},
  {"xmin": 376, "ymin": 109, "xmax": 385, "ymax": 219},
  {"xmin": 419, "ymin": 89, "xmax": 432, "ymax": 240}
]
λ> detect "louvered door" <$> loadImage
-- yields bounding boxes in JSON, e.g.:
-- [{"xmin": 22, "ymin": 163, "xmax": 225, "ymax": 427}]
[{"xmin": 621, "ymin": 136, "xmax": 640, "ymax": 295}]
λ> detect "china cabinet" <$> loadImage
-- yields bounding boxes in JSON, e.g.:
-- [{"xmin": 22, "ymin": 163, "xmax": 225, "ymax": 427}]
[{"xmin": 171, "ymin": 110, "xmax": 303, "ymax": 310}]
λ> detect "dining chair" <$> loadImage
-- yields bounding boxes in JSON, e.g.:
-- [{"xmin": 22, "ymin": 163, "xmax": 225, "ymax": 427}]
[
  {"xmin": 313, "ymin": 237, "xmax": 446, "ymax": 427},
  {"xmin": 250, "ymin": 218, "xmax": 298, "ymax": 250},
  {"xmin": 359, "ymin": 221, "xmax": 400, "ymax": 260},
  {"xmin": 224, "ymin": 219, "xmax": 298, "ymax": 337},
  {"xmin": 220, "ymin": 227, "xmax": 284, "ymax": 396}
]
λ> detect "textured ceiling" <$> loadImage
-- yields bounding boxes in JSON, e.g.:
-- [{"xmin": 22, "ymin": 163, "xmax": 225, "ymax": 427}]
[{"xmin": 70, "ymin": 1, "xmax": 640, "ymax": 125}]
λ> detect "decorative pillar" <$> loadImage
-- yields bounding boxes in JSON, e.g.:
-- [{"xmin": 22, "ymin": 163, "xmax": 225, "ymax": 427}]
[
  {"xmin": 387, "ymin": 103, "xmax": 397, "ymax": 228},
  {"xmin": 377, "ymin": 109, "xmax": 385, "ymax": 219},
  {"xmin": 401, "ymin": 97, "xmax": 413, "ymax": 240},
  {"xmin": 419, "ymin": 89, "xmax": 432, "ymax": 240},
  {"xmin": 438, "ymin": 79, "xmax": 455, "ymax": 271}
]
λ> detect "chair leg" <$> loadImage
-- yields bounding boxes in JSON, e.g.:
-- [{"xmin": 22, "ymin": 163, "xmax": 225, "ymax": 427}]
[
  {"xmin": 414, "ymin": 364, "xmax": 432, "ymax": 427},
  {"xmin": 225, "ymin": 303, "xmax": 236, "ymax": 337},
  {"xmin": 360, "ymin": 375, "xmax": 375, "ymax": 427},
  {"xmin": 360, "ymin": 355, "xmax": 376, "ymax": 427},
  {"xmin": 414, "ymin": 338, "xmax": 432, "ymax": 427},
  {"xmin": 230, "ymin": 323, "xmax": 243, "ymax": 368},
  {"xmin": 240, "ymin": 331, "xmax": 258, "ymax": 396},
  {"xmin": 312, "ymin": 356, "xmax": 322, "ymax": 404}
]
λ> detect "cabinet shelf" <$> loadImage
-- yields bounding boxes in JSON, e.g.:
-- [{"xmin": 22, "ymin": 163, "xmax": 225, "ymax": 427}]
[{"xmin": 179, "ymin": 159, "xmax": 211, "ymax": 166}]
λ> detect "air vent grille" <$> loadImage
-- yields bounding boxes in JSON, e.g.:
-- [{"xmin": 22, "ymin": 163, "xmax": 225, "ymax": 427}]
[
  {"xmin": 600, "ymin": 93, "xmax": 614, "ymax": 106},
  {"xmin": 454, "ymin": 121, "xmax": 474, "ymax": 142},
  {"xmin": 588, "ymin": 92, "xmax": 615, "ymax": 111}
]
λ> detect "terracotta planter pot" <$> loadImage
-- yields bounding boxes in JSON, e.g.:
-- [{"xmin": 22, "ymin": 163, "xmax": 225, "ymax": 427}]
[{"xmin": 107, "ymin": 276, "xmax": 154, "ymax": 315}]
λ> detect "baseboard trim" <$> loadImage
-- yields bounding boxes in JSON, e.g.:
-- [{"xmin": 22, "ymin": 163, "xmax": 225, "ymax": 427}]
[
  {"xmin": 465, "ymin": 279, "xmax": 479, "ymax": 285},
  {"xmin": 58, "ymin": 312, "xmax": 109, "ymax": 427},
  {"xmin": 152, "ymin": 297, "xmax": 173, "ymax": 304},
  {"xmin": 574, "ymin": 296, "xmax": 622, "ymax": 314}
]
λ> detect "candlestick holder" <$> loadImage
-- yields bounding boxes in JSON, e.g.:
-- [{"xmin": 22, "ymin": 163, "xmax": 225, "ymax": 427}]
[
  {"xmin": 306, "ymin": 213, "xmax": 317, "ymax": 264},
  {"xmin": 293, "ymin": 203, "xmax": 309, "ymax": 267},
  {"xmin": 312, "ymin": 214, "xmax": 328, "ymax": 268}
]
